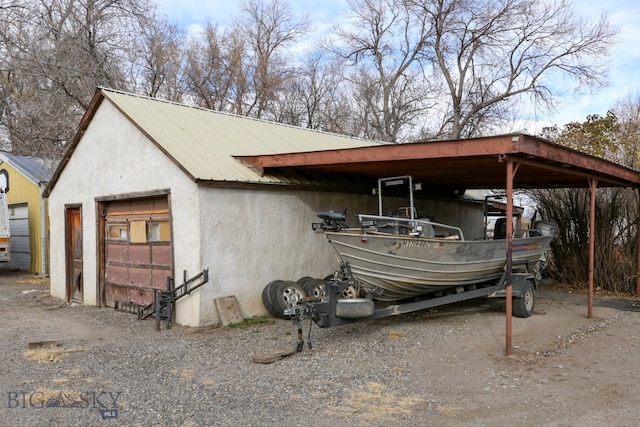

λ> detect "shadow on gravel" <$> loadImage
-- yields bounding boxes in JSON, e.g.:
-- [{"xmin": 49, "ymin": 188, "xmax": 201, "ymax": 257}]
[
  {"xmin": 540, "ymin": 288, "xmax": 640, "ymax": 312},
  {"xmin": 593, "ymin": 298, "xmax": 640, "ymax": 312}
]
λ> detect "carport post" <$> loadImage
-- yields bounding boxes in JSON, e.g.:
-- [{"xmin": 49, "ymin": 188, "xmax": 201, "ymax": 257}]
[
  {"xmin": 588, "ymin": 178, "xmax": 597, "ymax": 318},
  {"xmin": 505, "ymin": 159, "xmax": 515, "ymax": 356},
  {"xmin": 637, "ymin": 188, "xmax": 640, "ymax": 297}
]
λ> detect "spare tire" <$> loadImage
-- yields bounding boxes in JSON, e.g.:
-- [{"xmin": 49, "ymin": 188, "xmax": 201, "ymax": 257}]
[
  {"xmin": 296, "ymin": 276, "xmax": 315, "ymax": 288},
  {"xmin": 302, "ymin": 278, "xmax": 326, "ymax": 302},
  {"xmin": 262, "ymin": 280, "xmax": 284, "ymax": 317},
  {"xmin": 269, "ymin": 280, "xmax": 307, "ymax": 318},
  {"xmin": 335, "ymin": 298, "xmax": 374, "ymax": 319}
]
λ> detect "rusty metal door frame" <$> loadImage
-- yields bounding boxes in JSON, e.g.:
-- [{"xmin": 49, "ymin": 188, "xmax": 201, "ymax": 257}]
[{"xmin": 96, "ymin": 200, "xmax": 107, "ymax": 307}]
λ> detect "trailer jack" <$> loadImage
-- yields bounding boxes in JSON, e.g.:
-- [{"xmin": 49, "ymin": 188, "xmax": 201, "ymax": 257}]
[{"xmin": 287, "ymin": 301, "xmax": 315, "ymax": 353}]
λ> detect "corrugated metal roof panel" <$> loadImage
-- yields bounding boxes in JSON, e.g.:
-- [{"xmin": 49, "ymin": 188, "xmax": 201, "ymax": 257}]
[
  {"xmin": 101, "ymin": 89, "xmax": 381, "ymax": 183},
  {"xmin": 0, "ymin": 151, "xmax": 54, "ymax": 185}
]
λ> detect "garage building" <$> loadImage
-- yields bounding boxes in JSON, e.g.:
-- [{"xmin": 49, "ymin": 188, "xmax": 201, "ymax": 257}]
[
  {"xmin": 44, "ymin": 88, "xmax": 486, "ymax": 326},
  {"xmin": 0, "ymin": 152, "xmax": 53, "ymax": 274}
]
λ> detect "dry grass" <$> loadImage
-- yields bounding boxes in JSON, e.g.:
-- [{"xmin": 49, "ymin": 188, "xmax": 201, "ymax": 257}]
[
  {"xmin": 23, "ymin": 346, "xmax": 86, "ymax": 364},
  {"xmin": 325, "ymin": 381, "xmax": 426, "ymax": 423},
  {"xmin": 169, "ymin": 369, "xmax": 196, "ymax": 380},
  {"xmin": 436, "ymin": 404, "xmax": 460, "ymax": 416},
  {"xmin": 15, "ymin": 276, "xmax": 50, "ymax": 286},
  {"xmin": 388, "ymin": 330, "xmax": 405, "ymax": 340}
]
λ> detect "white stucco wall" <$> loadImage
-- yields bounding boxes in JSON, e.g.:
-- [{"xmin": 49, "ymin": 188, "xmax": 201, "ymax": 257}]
[
  {"xmin": 196, "ymin": 187, "xmax": 378, "ymax": 325},
  {"xmin": 47, "ymin": 100, "xmax": 203, "ymax": 325},
  {"xmin": 418, "ymin": 198, "xmax": 486, "ymax": 240}
]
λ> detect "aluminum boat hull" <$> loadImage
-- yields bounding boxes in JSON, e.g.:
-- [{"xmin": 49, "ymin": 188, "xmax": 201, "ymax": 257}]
[{"xmin": 325, "ymin": 231, "xmax": 553, "ymax": 301}]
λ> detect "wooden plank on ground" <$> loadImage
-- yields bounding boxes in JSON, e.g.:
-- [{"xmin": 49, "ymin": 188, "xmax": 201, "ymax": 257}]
[
  {"xmin": 214, "ymin": 295, "xmax": 244, "ymax": 326},
  {"xmin": 252, "ymin": 349, "xmax": 297, "ymax": 364}
]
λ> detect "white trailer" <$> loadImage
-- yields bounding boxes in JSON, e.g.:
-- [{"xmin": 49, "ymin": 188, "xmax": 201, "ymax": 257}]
[{"xmin": 0, "ymin": 191, "xmax": 9, "ymax": 262}]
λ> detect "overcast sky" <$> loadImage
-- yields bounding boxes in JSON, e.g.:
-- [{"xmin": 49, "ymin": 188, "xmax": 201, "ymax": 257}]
[{"xmin": 154, "ymin": 0, "xmax": 640, "ymax": 130}]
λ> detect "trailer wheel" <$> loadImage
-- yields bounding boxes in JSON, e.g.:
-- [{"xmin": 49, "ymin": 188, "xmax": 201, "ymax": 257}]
[
  {"xmin": 341, "ymin": 285, "xmax": 360, "ymax": 299},
  {"xmin": 269, "ymin": 280, "xmax": 307, "ymax": 318},
  {"xmin": 335, "ymin": 298, "xmax": 374, "ymax": 319},
  {"xmin": 262, "ymin": 280, "xmax": 283, "ymax": 317},
  {"xmin": 512, "ymin": 280, "xmax": 535, "ymax": 318}
]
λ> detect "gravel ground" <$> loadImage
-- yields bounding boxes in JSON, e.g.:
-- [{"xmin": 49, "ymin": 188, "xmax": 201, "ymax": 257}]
[{"xmin": 2, "ymin": 271, "xmax": 640, "ymax": 426}]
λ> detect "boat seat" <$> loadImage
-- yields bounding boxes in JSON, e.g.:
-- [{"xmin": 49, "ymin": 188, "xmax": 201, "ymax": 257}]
[{"xmin": 493, "ymin": 218, "xmax": 507, "ymax": 239}]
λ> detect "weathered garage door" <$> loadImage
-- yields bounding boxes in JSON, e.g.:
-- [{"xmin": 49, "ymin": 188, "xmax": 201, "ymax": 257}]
[
  {"xmin": 7, "ymin": 202, "xmax": 30, "ymax": 270},
  {"xmin": 104, "ymin": 197, "xmax": 172, "ymax": 307}
]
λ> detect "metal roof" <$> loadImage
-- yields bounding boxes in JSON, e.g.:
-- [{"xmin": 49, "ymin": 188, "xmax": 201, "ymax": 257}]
[
  {"xmin": 100, "ymin": 89, "xmax": 381, "ymax": 183},
  {"xmin": 43, "ymin": 88, "xmax": 386, "ymax": 196},
  {"xmin": 237, "ymin": 134, "xmax": 640, "ymax": 190},
  {"xmin": 0, "ymin": 151, "xmax": 54, "ymax": 185},
  {"xmin": 44, "ymin": 88, "xmax": 640, "ymax": 198}
]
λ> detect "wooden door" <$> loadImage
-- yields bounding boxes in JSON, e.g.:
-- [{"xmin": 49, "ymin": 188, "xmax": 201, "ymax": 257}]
[{"xmin": 66, "ymin": 207, "xmax": 83, "ymax": 302}]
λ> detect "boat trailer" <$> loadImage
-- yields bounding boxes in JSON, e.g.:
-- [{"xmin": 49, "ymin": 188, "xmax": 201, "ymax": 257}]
[{"xmin": 284, "ymin": 261, "xmax": 538, "ymax": 353}]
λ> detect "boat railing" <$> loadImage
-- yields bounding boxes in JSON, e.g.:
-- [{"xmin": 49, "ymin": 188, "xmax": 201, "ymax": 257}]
[{"xmin": 357, "ymin": 214, "xmax": 465, "ymax": 240}]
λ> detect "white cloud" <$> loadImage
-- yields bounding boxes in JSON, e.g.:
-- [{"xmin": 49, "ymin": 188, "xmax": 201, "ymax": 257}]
[{"xmin": 155, "ymin": 0, "xmax": 238, "ymax": 27}]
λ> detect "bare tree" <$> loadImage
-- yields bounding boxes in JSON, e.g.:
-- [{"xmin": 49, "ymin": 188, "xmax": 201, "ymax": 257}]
[
  {"xmin": 235, "ymin": 0, "xmax": 310, "ymax": 119},
  {"xmin": 414, "ymin": 0, "xmax": 617, "ymax": 139},
  {"xmin": 331, "ymin": 0, "xmax": 437, "ymax": 142},
  {"xmin": 182, "ymin": 23, "xmax": 249, "ymax": 113},
  {"xmin": 613, "ymin": 94, "xmax": 640, "ymax": 170},
  {"xmin": 0, "ymin": 0, "xmax": 621, "ymax": 159},
  {"xmin": 183, "ymin": 0, "xmax": 309, "ymax": 120},
  {"xmin": 531, "ymin": 109, "xmax": 639, "ymax": 293},
  {"xmin": 134, "ymin": 13, "xmax": 185, "ymax": 102},
  {"xmin": 334, "ymin": 0, "xmax": 617, "ymax": 141},
  {"xmin": 289, "ymin": 54, "xmax": 367, "ymax": 136},
  {"xmin": 0, "ymin": 0, "xmax": 157, "ymax": 160}
]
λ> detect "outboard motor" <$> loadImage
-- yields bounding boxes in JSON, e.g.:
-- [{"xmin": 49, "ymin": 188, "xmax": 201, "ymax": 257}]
[
  {"xmin": 312, "ymin": 209, "xmax": 348, "ymax": 231},
  {"xmin": 532, "ymin": 220, "xmax": 558, "ymax": 237}
]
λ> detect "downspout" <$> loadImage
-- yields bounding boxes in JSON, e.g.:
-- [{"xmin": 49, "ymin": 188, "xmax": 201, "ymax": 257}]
[{"xmin": 637, "ymin": 187, "xmax": 640, "ymax": 297}]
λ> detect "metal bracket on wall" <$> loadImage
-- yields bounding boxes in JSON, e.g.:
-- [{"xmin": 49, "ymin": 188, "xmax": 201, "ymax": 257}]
[{"xmin": 135, "ymin": 268, "xmax": 210, "ymax": 330}]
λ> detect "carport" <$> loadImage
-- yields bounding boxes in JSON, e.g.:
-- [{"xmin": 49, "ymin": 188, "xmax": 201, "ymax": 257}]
[{"xmin": 238, "ymin": 133, "xmax": 640, "ymax": 355}]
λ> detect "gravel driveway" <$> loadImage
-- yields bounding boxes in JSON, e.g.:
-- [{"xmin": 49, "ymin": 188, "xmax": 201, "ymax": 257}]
[{"xmin": 2, "ymin": 270, "xmax": 640, "ymax": 426}]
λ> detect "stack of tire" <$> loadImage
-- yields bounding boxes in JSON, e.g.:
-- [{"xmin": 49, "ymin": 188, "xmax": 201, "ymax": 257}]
[
  {"xmin": 262, "ymin": 276, "xmax": 374, "ymax": 320},
  {"xmin": 262, "ymin": 276, "xmax": 325, "ymax": 319}
]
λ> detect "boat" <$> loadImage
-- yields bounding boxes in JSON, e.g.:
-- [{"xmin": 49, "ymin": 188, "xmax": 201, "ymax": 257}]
[
  {"xmin": 316, "ymin": 176, "xmax": 556, "ymax": 302},
  {"xmin": 325, "ymin": 223, "xmax": 554, "ymax": 301}
]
